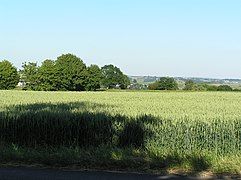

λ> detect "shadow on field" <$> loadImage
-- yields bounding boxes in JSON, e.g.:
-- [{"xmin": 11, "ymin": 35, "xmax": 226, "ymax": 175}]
[
  {"xmin": 0, "ymin": 102, "xmax": 155, "ymax": 148},
  {"xmin": 0, "ymin": 102, "xmax": 211, "ymax": 175}
]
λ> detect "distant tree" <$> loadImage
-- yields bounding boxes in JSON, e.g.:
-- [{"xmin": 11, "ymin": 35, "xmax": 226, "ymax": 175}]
[
  {"xmin": 148, "ymin": 77, "xmax": 178, "ymax": 90},
  {"xmin": 101, "ymin": 64, "xmax": 130, "ymax": 89},
  {"xmin": 148, "ymin": 82, "xmax": 159, "ymax": 90},
  {"xmin": 37, "ymin": 59, "xmax": 59, "ymax": 91},
  {"xmin": 0, "ymin": 60, "xmax": 19, "ymax": 89},
  {"xmin": 184, "ymin": 80, "xmax": 195, "ymax": 90},
  {"xmin": 121, "ymin": 75, "xmax": 131, "ymax": 89},
  {"xmin": 233, "ymin": 88, "xmax": 241, "ymax": 92},
  {"xmin": 206, "ymin": 85, "xmax": 218, "ymax": 91},
  {"xmin": 157, "ymin": 77, "xmax": 178, "ymax": 90},
  {"xmin": 193, "ymin": 83, "xmax": 207, "ymax": 91},
  {"xmin": 21, "ymin": 62, "xmax": 39, "ymax": 90},
  {"xmin": 85, "ymin": 64, "xmax": 102, "ymax": 91},
  {"xmin": 217, "ymin": 85, "xmax": 233, "ymax": 91},
  {"xmin": 55, "ymin": 54, "xmax": 87, "ymax": 91},
  {"xmin": 133, "ymin": 79, "xmax": 138, "ymax": 84}
]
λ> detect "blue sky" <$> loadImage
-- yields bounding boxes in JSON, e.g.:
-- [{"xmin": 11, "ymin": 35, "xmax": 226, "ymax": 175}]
[{"xmin": 0, "ymin": 0, "xmax": 240, "ymax": 78}]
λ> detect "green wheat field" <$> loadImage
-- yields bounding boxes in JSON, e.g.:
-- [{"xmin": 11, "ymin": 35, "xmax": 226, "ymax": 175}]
[{"xmin": 1, "ymin": 90, "xmax": 241, "ymax": 174}]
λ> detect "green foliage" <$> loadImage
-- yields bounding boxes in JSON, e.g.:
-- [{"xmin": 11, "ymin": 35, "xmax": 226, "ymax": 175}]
[
  {"xmin": 203, "ymin": 84, "xmax": 233, "ymax": 92},
  {"xmin": 37, "ymin": 60, "xmax": 59, "ymax": 91},
  {"xmin": 0, "ymin": 60, "xmax": 19, "ymax": 89},
  {"xmin": 184, "ymin": 81, "xmax": 233, "ymax": 92},
  {"xmin": 193, "ymin": 83, "xmax": 208, "ymax": 91},
  {"xmin": 149, "ymin": 77, "xmax": 178, "ymax": 90},
  {"xmin": 51, "ymin": 56, "xmax": 131, "ymax": 91},
  {"xmin": 55, "ymin": 54, "xmax": 87, "ymax": 91},
  {"xmin": 217, "ymin": 85, "xmax": 233, "ymax": 91},
  {"xmin": 184, "ymin": 80, "xmax": 195, "ymax": 90},
  {"xmin": 101, "ymin": 64, "xmax": 130, "ymax": 89},
  {"xmin": 85, "ymin": 65, "xmax": 102, "ymax": 91},
  {"xmin": 21, "ymin": 62, "xmax": 39, "ymax": 90},
  {"xmin": 206, "ymin": 85, "xmax": 218, "ymax": 91},
  {"xmin": 122, "ymin": 74, "xmax": 131, "ymax": 89},
  {"xmin": 19, "ymin": 54, "xmax": 129, "ymax": 91},
  {"xmin": 233, "ymin": 88, "xmax": 241, "ymax": 92},
  {"xmin": 133, "ymin": 79, "xmax": 137, "ymax": 84},
  {"xmin": 148, "ymin": 82, "xmax": 159, "ymax": 90}
]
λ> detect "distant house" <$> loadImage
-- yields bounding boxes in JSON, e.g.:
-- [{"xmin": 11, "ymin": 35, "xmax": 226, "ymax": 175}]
[
  {"xmin": 17, "ymin": 81, "xmax": 26, "ymax": 88},
  {"xmin": 128, "ymin": 83, "xmax": 148, "ymax": 90},
  {"xmin": 115, "ymin": 84, "xmax": 121, "ymax": 88},
  {"xmin": 106, "ymin": 84, "xmax": 121, "ymax": 89}
]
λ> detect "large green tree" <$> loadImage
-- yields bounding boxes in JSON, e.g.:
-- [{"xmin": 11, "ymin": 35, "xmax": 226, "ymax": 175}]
[
  {"xmin": 21, "ymin": 62, "xmax": 39, "ymax": 90},
  {"xmin": 85, "ymin": 64, "xmax": 102, "ymax": 91},
  {"xmin": 37, "ymin": 59, "xmax": 59, "ymax": 91},
  {"xmin": 101, "ymin": 64, "xmax": 130, "ymax": 89},
  {"xmin": 55, "ymin": 54, "xmax": 87, "ymax": 91},
  {"xmin": 0, "ymin": 60, "xmax": 19, "ymax": 89}
]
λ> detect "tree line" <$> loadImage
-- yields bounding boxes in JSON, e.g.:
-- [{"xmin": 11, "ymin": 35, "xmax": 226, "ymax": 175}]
[
  {"xmin": 0, "ymin": 54, "xmax": 130, "ymax": 91},
  {"xmin": 0, "ymin": 54, "xmax": 238, "ymax": 92},
  {"xmin": 148, "ymin": 77, "xmax": 235, "ymax": 91}
]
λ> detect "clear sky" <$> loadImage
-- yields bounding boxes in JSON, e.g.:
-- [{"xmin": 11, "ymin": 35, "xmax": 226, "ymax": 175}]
[{"xmin": 1, "ymin": 0, "xmax": 240, "ymax": 78}]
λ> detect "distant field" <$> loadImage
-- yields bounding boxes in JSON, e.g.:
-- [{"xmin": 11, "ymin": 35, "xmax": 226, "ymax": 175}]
[{"xmin": 1, "ymin": 90, "xmax": 241, "ymax": 174}]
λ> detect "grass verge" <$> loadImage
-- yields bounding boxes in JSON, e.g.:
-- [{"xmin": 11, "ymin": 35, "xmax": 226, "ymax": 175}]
[{"xmin": 0, "ymin": 144, "xmax": 240, "ymax": 178}]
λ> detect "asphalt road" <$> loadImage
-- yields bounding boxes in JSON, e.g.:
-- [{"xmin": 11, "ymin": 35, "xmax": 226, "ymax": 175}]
[{"xmin": 0, "ymin": 167, "xmax": 201, "ymax": 180}]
